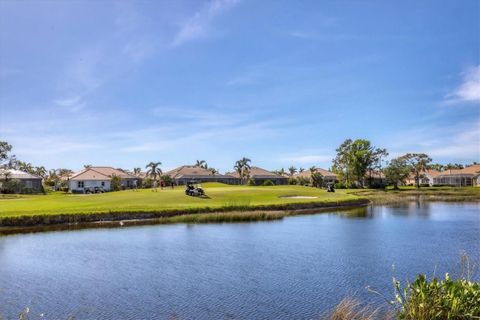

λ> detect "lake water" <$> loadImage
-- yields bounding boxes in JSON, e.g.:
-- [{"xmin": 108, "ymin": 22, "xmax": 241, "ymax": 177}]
[{"xmin": 0, "ymin": 202, "xmax": 479, "ymax": 319}]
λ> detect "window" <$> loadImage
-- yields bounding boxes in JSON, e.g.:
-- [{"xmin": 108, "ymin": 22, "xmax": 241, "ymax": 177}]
[
  {"xmin": 25, "ymin": 181, "xmax": 33, "ymax": 188},
  {"xmin": 101, "ymin": 181, "xmax": 105, "ymax": 187},
  {"xmin": 77, "ymin": 181, "xmax": 84, "ymax": 188}
]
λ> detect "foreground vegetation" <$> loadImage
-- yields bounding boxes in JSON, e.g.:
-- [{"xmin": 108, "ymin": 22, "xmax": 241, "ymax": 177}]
[{"xmin": 326, "ymin": 255, "xmax": 480, "ymax": 320}]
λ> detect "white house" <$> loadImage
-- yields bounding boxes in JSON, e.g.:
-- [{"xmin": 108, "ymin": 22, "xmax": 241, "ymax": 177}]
[{"xmin": 68, "ymin": 167, "xmax": 140, "ymax": 193}]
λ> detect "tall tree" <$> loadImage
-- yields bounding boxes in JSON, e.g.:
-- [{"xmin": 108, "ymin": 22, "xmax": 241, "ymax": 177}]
[
  {"xmin": 0, "ymin": 141, "xmax": 12, "ymax": 164},
  {"xmin": 288, "ymin": 166, "xmax": 297, "ymax": 177},
  {"xmin": 34, "ymin": 166, "xmax": 47, "ymax": 179},
  {"xmin": 311, "ymin": 171, "xmax": 324, "ymax": 188},
  {"xmin": 299, "ymin": 167, "xmax": 305, "ymax": 173},
  {"xmin": 145, "ymin": 162, "xmax": 163, "ymax": 182},
  {"xmin": 208, "ymin": 168, "xmax": 218, "ymax": 175},
  {"xmin": 428, "ymin": 163, "xmax": 445, "ymax": 171},
  {"xmin": 400, "ymin": 153, "xmax": 432, "ymax": 188},
  {"xmin": 332, "ymin": 139, "xmax": 353, "ymax": 185},
  {"xmin": 332, "ymin": 138, "xmax": 388, "ymax": 187},
  {"xmin": 195, "ymin": 160, "xmax": 208, "ymax": 169},
  {"xmin": 234, "ymin": 157, "xmax": 251, "ymax": 184},
  {"xmin": 19, "ymin": 162, "xmax": 34, "ymax": 174},
  {"xmin": 133, "ymin": 168, "xmax": 141, "ymax": 175},
  {"xmin": 384, "ymin": 157, "xmax": 411, "ymax": 189}
]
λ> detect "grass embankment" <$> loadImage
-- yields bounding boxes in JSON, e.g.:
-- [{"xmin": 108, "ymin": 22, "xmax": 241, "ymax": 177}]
[
  {"xmin": 350, "ymin": 186, "xmax": 480, "ymax": 204},
  {"xmin": 0, "ymin": 184, "xmax": 366, "ymax": 228}
]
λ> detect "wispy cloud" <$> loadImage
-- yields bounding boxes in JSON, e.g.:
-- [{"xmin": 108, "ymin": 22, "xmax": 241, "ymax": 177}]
[
  {"xmin": 280, "ymin": 153, "xmax": 333, "ymax": 166},
  {"xmin": 226, "ymin": 73, "xmax": 260, "ymax": 86},
  {"xmin": 444, "ymin": 65, "xmax": 480, "ymax": 104},
  {"xmin": 171, "ymin": 0, "xmax": 240, "ymax": 47},
  {"xmin": 54, "ymin": 95, "xmax": 86, "ymax": 112},
  {"xmin": 286, "ymin": 31, "xmax": 361, "ymax": 41},
  {"xmin": 386, "ymin": 119, "xmax": 480, "ymax": 161}
]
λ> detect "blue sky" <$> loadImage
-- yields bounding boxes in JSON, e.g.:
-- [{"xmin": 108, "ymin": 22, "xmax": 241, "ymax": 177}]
[{"xmin": 0, "ymin": 0, "xmax": 479, "ymax": 173}]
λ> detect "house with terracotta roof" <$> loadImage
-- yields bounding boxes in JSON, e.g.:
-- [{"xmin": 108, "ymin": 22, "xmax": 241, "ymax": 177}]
[
  {"xmin": 432, "ymin": 165, "xmax": 480, "ymax": 187},
  {"xmin": 293, "ymin": 167, "xmax": 337, "ymax": 185},
  {"xmin": 68, "ymin": 167, "xmax": 140, "ymax": 193},
  {"xmin": 165, "ymin": 165, "xmax": 238, "ymax": 185},
  {"xmin": 227, "ymin": 166, "xmax": 288, "ymax": 185},
  {"xmin": 0, "ymin": 169, "xmax": 43, "ymax": 193},
  {"xmin": 405, "ymin": 169, "xmax": 441, "ymax": 186}
]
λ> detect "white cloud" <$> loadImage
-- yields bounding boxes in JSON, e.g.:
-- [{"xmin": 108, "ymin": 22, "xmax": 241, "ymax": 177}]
[
  {"xmin": 445, "ymin": 65, "xmax": 480, "ymax": 104},
  {"xmin": 386, "ymin": 120, "xmax": 480, "ymax": 161},
  {"xmin": 226, "ymin": 73, "xmax": 260, "ymax": 86},
  {"xmin": 280, "ymin": 153, "xmax": 333, "ymax": 165},
  {"xmin": 171, "ymin": 0, "xmax": 240, "ymax": 47},
  {"xmin": 54, "ymin": 95, "xmax": 86, "ymax": 112}
]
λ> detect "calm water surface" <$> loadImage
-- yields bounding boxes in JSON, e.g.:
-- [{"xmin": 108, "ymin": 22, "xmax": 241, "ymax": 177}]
[{"xmin": 0, "ymin": 202, "xmax": 479, "ymax": 319}]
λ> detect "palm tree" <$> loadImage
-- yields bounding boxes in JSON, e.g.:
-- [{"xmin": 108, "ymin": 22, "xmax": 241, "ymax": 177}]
[
  {"xmin": 276, "ymin": 168, "xmax": 286, "ymax": 176},
  {"xmin": 34, "ymin": 166, "xmax": 47, "ymax": 178},
  {"xmin": 208, "ymin": 168, "xmax": 218, "ymax": 175},
  {"xmin": 234, "ymin": 157, "xmax": 251, "ymax": 184},
  {"xmin": 83, "ymin": 164, "xmax": 92, "ymax": 169},
  {"xmin": 288, "ymin": 166, "xmax": 297, "ymax": 177},
  {"xmin": 299, "ymin": 168, "xmax": 305, "ymax": 173},
  {"xmin": 195, "ymin": 160, "xmax": 208, "ymax": 169},
  {"xmin": 19, "ymin": 162, "xmax": 34, "ymax": 174},
  {"xmin": 145, "ymin": 162, "xmax": 163, "ymax": 182},
  {"xmin": 133, "ymin": 167, "xmax": 141, "ymax": 175}
]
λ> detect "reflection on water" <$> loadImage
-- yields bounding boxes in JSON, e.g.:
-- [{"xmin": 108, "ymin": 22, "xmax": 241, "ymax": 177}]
[{"xmin": 0, "ymin": 202, "xmax": 478, "ymax": 319}]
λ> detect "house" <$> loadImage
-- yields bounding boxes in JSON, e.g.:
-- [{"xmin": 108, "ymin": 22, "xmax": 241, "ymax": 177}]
[
  {"xmin": 405, "ymin": 169, "xmax": 441, "ymax": 186},
  {"xmin": 293, "ymin": 168, "xmax": 337, "ymax": 185},
  {"xmin": 68, "ymin": 167, "xmax": 140, "ymax": 193},
  {"xmin": 0, "ymin": 169, "xmax": 43, "ymax": 193},
  {"xmin": 365, "ymin": 170, "xmax": 386, "ymax": 187},
  {"xmin": 165, "ymin": 165, "xmax": 239, "ymax": 185},
  {"xmin": 227, "ymin": 166, "xmax": 288, "ymax": 185},
  {"xmin": 432, "ymin": 165, "xmax": 480, "ymax": 187}
]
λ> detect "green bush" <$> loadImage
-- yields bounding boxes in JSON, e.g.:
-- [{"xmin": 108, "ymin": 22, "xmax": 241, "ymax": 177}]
[
  {"xmin": 111, "ymin": 175, "xmax": 122, "ymax": 191},
  {"xmin": 247, "ymin": 178, "xmax": 256, "ymax": 186},
  {"xmin": 0, "ymin": 179, "xmax": 22, "ymax": 194},
  {"xmin": 263, "ymin": 180, "xmax": 275, "ymax": 186},
  {"xmin": 335, "ymin": 182, "xmax": 346, "ymax": 189},
  {"xmin": 161, "ymin": 175, "xmax": 173, "ymax": 185},
  {"xmin": 296, "ymin": 177, "xmax": 310, "ymax": 186},
  {"xmin": 288, "ymin": 178, "xmax": 297, "ymax": 185},
  {"xmin": 142, "ymin": 178, "xmax": 153, "ymax": 188},
  {"xmin": 393, "ymin": 273, "xmax": 480, "ymax": 320}
]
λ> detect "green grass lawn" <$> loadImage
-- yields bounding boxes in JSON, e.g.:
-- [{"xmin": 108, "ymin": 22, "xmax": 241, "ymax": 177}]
[{"xmin": 0, "ymin": 183, "xmax": 361, "ymax": 218}]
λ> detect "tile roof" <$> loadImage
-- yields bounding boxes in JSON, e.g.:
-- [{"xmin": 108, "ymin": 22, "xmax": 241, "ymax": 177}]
[
  {"xmin": 227, "ymin": 166, "xmax": 287, "ymax": 179},
  {"xmin": 165, "ymin": 166, "xmax": 234, "ymax": 179},
  {"xmin": 70, "ymin": 167, "xmax": 137, "ymax": 181},
  {"xmin": 436, "ymin": 165, "xmax": 480, "ymax": 177},
  {"xmin": 0, "ymin": 169, "xmax": 42, "ymax": 180},
  {"xmin": 293, "ymin": 167, "xmax": 337, "ymax": 179}
]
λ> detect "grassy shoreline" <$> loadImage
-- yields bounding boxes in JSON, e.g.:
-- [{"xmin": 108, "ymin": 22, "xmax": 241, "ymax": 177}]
[
  {"xmin": 349, "ymin": 187, "xmax": 480, "ymax": 204},
  {"xmin": 0, "ymin": 184, "xmax": 367, "ymax": 232},
  {"xmin": 1, "ymin": 185, "xmax": 478, "ymax": 233},
  {"xmin": 0, "ymin": 200, "xmax": 369, "ymax": 232},
  {"xmin": 0, "ymin": 202, "xmax": 368, "ymax": 235}
]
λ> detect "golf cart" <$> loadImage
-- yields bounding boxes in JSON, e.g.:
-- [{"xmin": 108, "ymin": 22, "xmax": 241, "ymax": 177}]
[
  {"xmin": 326, "ymin": 183, "xmax": 335, "ymax": 193},
  {"xmin": 185, "ymin": 180, "xmax": 205, "ymax": 197}
]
